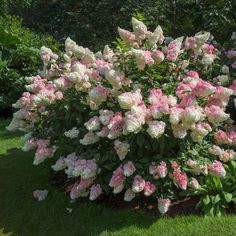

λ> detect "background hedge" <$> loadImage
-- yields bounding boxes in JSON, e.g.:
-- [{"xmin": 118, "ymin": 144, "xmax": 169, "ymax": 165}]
[{"xmin": 1, "ymin": 0, "xmax": 236, "ymax": 115}]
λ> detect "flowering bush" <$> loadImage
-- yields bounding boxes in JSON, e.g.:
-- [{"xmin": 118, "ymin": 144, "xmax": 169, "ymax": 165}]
[{"xmin": 7, "ymin": 17, "xmax": 236, "ymax": 216}]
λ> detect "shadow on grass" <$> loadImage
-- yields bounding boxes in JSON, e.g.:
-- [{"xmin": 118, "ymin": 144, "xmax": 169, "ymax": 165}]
[{"xmin": 0, "ymin": 148, "xmax": 156, "ymax": 236}]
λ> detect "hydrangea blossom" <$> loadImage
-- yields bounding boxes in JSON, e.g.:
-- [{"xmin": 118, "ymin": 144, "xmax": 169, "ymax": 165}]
[
  {"xmin": 114, "ymin": 140, "xmax": 130, "ymax": 160},
  {"xmin": 64, "ymin": 127, "xmax": 79, "ymax": 139},
  {"xmin": 89, "ymin": 184, "xmax": 102, "ymax": 200},
  {"xmin": 158, "ymin": 198, "xmax": 171, "ymax": 214},
  {"xmin": 132, "ymin": 175, "xmax": 146, "ymax": 193},
  {"xmin": 33, "ymin": 190, "xmax": 48, "ymax": 201},
  {"xmin": 208, "ymin": 161, "xmax": 226, "ymax": 178}
]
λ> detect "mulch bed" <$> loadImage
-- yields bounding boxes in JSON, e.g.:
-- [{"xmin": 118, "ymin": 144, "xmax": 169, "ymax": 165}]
[
  {"xmin": 96, "ymin": 193, "xmax": 201, "ymax": 216},
  {"xmin": 49, "ymin": 170, "xmax": 202, "ymax": 216}
]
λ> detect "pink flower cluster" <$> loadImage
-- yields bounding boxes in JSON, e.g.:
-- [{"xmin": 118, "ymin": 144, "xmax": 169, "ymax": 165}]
[
  {"xmin": 225, "ymin": 49, "xmax": 236, "ymax": 69},
  {"xmin": 33, "ymin": 139, "xmax": 57, "ymax": 165},
  {"xmin": 109, "ymin": 161, "xmax": 136, "ymax": 194},
  {"xmin": 33, "ymin": 189, "xmax": 48, "ymax": 201},
  {"xmin": 209, "ymin": 145, "xmax": 236, "ymax": 162},
  {"xmin": 170, "ymin": 162, "xmax": 188, "ymax": 190},
  {"xmin": 149, "ymin": 161, "xmax": 168, "ymax": 179},
  {"xmin": 166, "ymin": 37, "xmax": 183, "ymax": 62},
  {"xmin": 208, "ymin": 161, "xmax": 226, "ymax": 178},
  {"xmin": 214, "ymin": 130, "xmax": 236, "ymax": 146},
  {"xmin": 158, "ymin": 198, "xmax": 171, "ymax": 214},
  {"xmin": 185, "ymin": 159, "xmax": 208, "ymax": 175}
]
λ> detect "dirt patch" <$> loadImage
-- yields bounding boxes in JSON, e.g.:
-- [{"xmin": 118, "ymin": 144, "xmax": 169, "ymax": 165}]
[
  {"xmin": 50, "ymin": 170, "xmax": 201, "ymax": 216},
  {"xmin": 96, "ymin": 193, "xmax": 201, "ymax": 216}
]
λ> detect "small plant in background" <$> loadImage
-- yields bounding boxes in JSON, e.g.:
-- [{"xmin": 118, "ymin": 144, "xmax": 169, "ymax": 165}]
[{"xmin": 7, "ymin": 17, "xmax": 236, "ymax": 216}]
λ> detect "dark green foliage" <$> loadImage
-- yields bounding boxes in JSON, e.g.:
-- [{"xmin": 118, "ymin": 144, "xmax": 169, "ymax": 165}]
[
  {"xmin": 2, "ymin": 0, "xmax": 236, "ymax": 50},
  {"xmin": 0, "ymin": 15, "xmax": 60, "ymax": 115},
  {"xmin": 0, "ymin": 0, "xmax": 32, "ymax": 16},
  {"xmin": 11, "ymin": 0, "xmax": 144, "ymax": 50}
]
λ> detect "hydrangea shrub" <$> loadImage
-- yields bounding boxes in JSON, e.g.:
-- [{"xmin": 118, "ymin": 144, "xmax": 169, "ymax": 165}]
[{"xmin": 7, "ymin": 17, "xmax": 236, "ymax": 215}]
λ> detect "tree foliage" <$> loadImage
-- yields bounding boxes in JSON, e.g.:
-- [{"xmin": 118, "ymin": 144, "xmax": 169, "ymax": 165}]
[{"xmin": 2, "ymin": 0, "xmax": 236, "ymax": 50}]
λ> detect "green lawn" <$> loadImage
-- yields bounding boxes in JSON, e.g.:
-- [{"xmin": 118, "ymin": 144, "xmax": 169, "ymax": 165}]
[{"xmin": 1, "ymin": 119, "xmax": 236, "ymax": 236}]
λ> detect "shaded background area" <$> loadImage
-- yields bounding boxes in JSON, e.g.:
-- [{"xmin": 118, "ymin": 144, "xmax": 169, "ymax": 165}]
[{"xmin": 1, "ymin": 0, "xmax": 236, "ymax": 50}]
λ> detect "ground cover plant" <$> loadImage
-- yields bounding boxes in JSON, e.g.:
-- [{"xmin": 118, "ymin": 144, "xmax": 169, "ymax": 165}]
[{"xmin": 7, "ymin": 17, "xmax": 236, "ymax": 216}]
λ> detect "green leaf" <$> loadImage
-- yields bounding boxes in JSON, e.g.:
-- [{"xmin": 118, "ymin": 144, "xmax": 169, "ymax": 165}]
[
  {"xmin": 101, "ymin": 163, "xmax": 116, "ymax": 171},
  {"xmin": 158, "ymin": 136, "xmax": 165, "ymax": 155},
  {"xmin": 215, "ymin": 205, "xmax": 222, "ymax": 217},
  {"xmin": 179, "ymin": 189, "xmax": 193, "ymax": 196},
  {"xmin": 212, "ymin": 176, "xmax": 223, "ymax": 192},
  {"xmin": 135, "ymin": 163, "xmax": 143, "ymax": 169},
  {"xmin": 209, "ymin": 206, "xmax": 215, "ymax": 216},
  {"xmin": 136, "ymin": 133, "xmax": 145, "ymax": 147},
  {"xmin": 211, "ymin": 194, "xmax": 221, "ymax": 204},
  {"xmin": 196, "ymin": 199, "xmax": 203, "ymax": 209},
  {"xmin": 230, "ymin": 161, "xmax": 236, "ymax": 169},
  {"xmin": 223, "ymin": 192, "xmax": 232, "ymax": 203},
  {"xmin": 188, "ymin": 149, "xmax": 198, "ymax": 156},
  {"xmin": 138, "ymin": 158, "xmax": 149, "ymax": 164},
  {"xmin": 216, "ymin": 210, "xmax": 222, "ymax": 217},
  {"xmin": 132, "ymin": 12, "xmax": 146, "ymax": 22},
  {"xmin": 0, "ymin": 25, "xmax": 21, "ymax": 45},
  {"xmin": 231, "ymin": 198, "xmax": 236, "ymax": 204},
  {"xmin": 203, "ymin": 195, "xmax": 210, "ymax": 205},
  {"xmin": 203, "ymin": 204, "xmax": 215, "ymax": 217}
]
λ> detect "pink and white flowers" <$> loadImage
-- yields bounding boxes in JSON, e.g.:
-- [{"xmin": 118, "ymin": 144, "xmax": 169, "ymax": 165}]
[
  {"xmin": 123, "ymin": 161, "xmax": 136, "ymax": 177},
  {"xmin": 171, "ymin": 162, "xmax": 188, "ymax": 190},
  {"xmin": 118, "ymin": 90, "xmax": 142, "ymax": 110},
  {"xmin": 114, "ymin": 140, "xmax": 130, "ymax": 160},
  {"xmin": 132, "ymin": 175, "xmax": 146, "ymax": 193},
  {"xmin": 158, "ymin": 198, "xmax": 171, "ymax": 214},
  {"xmin": 64, "ymin": 127, "xmax": 79, "ymax": 139},
  {"xmin": 33, "ymin": 190, "xmax": 48, "ymax": 201},
  {"xmin": 208, "ymin": 161, "xmax": 226, "ymax": 178},
  {"xmin": 147, "ymin": 121, "xmax": 166, "ymax": 139},
  {"xmin": 124, "ymin": 188, "xmax": 135, "ymax": 201},
  {"xmin": 144, "ymin": 181, "xmax": 156, "ymax": 196},
  {"xmin": 89, "ymin": 184, "xmax": 102, "ymax": 200}
]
